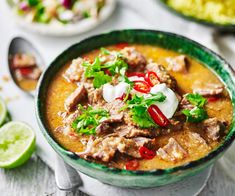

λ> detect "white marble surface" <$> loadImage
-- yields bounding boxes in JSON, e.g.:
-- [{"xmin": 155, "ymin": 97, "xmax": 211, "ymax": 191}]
[{"xmin": 1, "ymin": 0, "xmax": 235, "ymax": 195}]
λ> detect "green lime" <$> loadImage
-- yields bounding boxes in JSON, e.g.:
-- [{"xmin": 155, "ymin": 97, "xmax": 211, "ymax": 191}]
[
  {"xmin": 0, "ymin": 97, "xmax": 7, "ymax": 126},
  {"xmin": 0, "ymin": 121, "xmax": 36, "ymax": 169}
]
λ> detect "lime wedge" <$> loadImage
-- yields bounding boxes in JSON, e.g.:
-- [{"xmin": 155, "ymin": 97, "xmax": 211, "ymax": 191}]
[
  {"xmin": 0, "ymin": 97, "xmax": 7, "ymax": 126},
  {"xmin": 0, "ymin": 122, "xmax": 36, "ymax": 168}
]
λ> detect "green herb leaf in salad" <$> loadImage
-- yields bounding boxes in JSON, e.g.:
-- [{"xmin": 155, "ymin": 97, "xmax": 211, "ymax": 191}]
[{"xmin": 72, "ymin": 105, "xmax": 110, "ymax": 135}]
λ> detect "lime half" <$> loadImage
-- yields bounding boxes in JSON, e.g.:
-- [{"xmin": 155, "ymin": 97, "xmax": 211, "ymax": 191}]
[
  {"xmin": 0, "ymin": 97, "xmax": 7, "ymax": 126},
  {"xmin": 0, "ymin": 122, "xmax": 36, "ymax": 168}
]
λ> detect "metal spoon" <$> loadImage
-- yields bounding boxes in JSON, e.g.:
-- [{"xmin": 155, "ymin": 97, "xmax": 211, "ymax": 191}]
[{"xmin": 7, "ymin": 37, "xmax": 82, "ymax": 191}]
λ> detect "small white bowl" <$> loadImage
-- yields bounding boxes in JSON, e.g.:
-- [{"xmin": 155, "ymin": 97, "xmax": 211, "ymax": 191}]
[{"xmin": 6, "ymin": 0, "xmax": 116, "ymax": 36}]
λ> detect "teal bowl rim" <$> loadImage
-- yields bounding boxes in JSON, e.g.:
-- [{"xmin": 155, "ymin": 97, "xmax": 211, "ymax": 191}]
[
  {"xmin": 158, "ymin": 0, "xmax": 235, "ymax": 31},
  {"xmin": 36, "ymin": 29, "xmax": 235, "ymax": 176}
]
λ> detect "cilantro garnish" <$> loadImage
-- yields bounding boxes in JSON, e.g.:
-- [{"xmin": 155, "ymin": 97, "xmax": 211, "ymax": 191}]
[
  {"xmin": 82, "ymin": 48, "xmax": 128, "ymax": 88},
  {"xmin": 71, "ymin": 105, "xmax": 110, "ymax": 135},
  {"xmin": 93, "ymin": 71, "xmax": 112, "ymax": 88},
  {"xmin": 182, "ymin": 107, "xmax": 208, "ymax": 123},
  {"xmin": 182, "ymin": 93, "xmax": 208, "ymax": 122},
  {"xmin": 185, "ymin": 93, "xmax": 207, "ymax": 107},
  {"xmin": 124, "ymin": 93, "xmax": 166, "ymax": 128}
]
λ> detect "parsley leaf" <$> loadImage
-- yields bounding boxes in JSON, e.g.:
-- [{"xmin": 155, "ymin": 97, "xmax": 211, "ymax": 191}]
[
  {"xmin": 93, "ymin": 71, "xmax": 112, "ymax": 88},
  {"xmin": 72, "ymin": 105, "xmax": 110, "ymax": 135},
  {"xmin": 182, "ymin": 107, "xmax": 208, "ymax": 123},
  {"xmin": 186, "ymin": 93, "xmax": 207, "ymax": 107},
  {"xmin": 124, "ymin": 93, "xmax": 166, "ymax": 128}
]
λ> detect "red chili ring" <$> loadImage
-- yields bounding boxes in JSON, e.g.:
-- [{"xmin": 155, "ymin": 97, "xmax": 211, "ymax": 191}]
[
  {"xmin": 133, "ymin": 80, "xmax": 151, "ymax": 94},
  {"xmin": 145, "ymin": 71, "xmax": 160, "ymax": 87}
]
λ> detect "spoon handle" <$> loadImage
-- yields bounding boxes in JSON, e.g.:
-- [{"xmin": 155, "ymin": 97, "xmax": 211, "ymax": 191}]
[{"xmin": 55, "ymin": 155, "xmax": 82, "ymax": 191}]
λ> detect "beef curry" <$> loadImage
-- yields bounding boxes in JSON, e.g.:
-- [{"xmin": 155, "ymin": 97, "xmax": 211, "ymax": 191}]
[{"xmin": 45, "ymin": 44, "xmax": 233, "ymax": 170}]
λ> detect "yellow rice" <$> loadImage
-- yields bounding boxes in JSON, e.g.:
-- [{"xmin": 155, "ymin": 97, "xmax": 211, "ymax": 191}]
[{"xmin": 167, "ymin": 0, "xmax": 235, "ymax": 24}]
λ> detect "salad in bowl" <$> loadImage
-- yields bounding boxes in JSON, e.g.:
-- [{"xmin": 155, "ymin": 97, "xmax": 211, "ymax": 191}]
[{"xmin": 8, "ymin": 0, "xmax": 116, "ymax": 36}]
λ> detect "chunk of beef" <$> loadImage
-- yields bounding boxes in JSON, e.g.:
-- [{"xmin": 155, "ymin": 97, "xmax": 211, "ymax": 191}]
[
  {"xmin": 185, "ymin": 132, "xmax": 211, "ymax": 155},
  {"xmin": 146, "ymin": 63, "xmax": 177, "ymax": 90},
  {"xmin": 77, "ymin": 136, "xmax": 142, "ymax": 162},
  {"xmin": 58, "ymin": 110, "xmax": 81, "ymax": 125},
  {"xmin": 64, "ymin": 84, "xmax": 86, "ymax": 112},
  {"xmin": 133, "ymin": 137, "xmax": 156, "ymax": 149},
  {"xmin": 157, "ymin": 138, "xmax": 187, "ymax": 162},
  {"xmin": 54, "ymin": 125, "xmax": 78, "ymax": 139},
  {"xmin": 121, "ymin": 47, "xmax": 147, "ymax": 70},
  {"xmin": 114, "ymin": 125, "xmax": 155, "ymax": 138},
  {"xmin": 63, "ymin": 58, "xmax": 85, "ymax": 82},
  {"xmin": 203, "ymin": 118, "xmax": 225, "ymax": 141},
  {"xmin": 193, "ymin": 84, "xmax": 224, "ymax": 96},
  {"xmin": 102, "ymin": 100, "xmax": 125, "ymax": 122},
  {"xmin": 95, "ymin": 122, "xmax": 111, "ymax": 135},
  {"xmin": 180, "ymin": 94, "xmax": 194, "ymax": 110},
  {"xmin": 188, "ymin": 132, "xmax": 207, "ymax": 146},
  {"xmin": 84, "ymin": 83, "xmax": 105, "ymax": 106},
  {"xmin": 166, "ymin": 55, "xmax": 188, "ymax": 73},
  {"xmin": 12, "ymin": 54, "xmax": 36, "ymax": 68}
]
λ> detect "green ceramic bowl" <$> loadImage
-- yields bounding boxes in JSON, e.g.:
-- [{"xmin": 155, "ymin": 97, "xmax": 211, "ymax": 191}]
[
  {"xmin": 36, "ymin": 29, "xmax": 235, "ymax": 188},
  {"xmin": 159, "ymin": 0, "xmax": 235, "ymax": 32}
]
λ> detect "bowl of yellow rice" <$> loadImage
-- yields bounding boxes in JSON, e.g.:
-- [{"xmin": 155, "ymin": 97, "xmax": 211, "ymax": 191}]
[{"xmin": 159, "ymin": 0, "xmax": 235, "ymax": 31}]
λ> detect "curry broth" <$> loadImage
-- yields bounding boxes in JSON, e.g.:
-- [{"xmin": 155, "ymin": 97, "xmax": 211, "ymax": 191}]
[{"xmin": 45, "ymin": 44, "xmax": 233, "ymax": 170}]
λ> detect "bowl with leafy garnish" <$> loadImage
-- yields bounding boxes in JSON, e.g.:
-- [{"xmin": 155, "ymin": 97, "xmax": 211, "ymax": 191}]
[{"xmin": 36, "ymin": 29, "xmax": 235, "ymax": 188}]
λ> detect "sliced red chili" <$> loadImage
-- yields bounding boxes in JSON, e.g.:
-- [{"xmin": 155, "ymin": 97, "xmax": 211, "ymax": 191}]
[
  {"xmin": 207, "ymin": 96, "xmax": 219, "ymax": 102},
  {"xmin": 139, "ymin": 146, "xmax": 156, "ymax": 160},
  {"xmin": 133, "ymin": 80, "xmax": 151, "ymax": 93},
  {"xmin": 145, "ymin": 71, "xmax": 160, "ymax": 87},
  {"xmin": 18, "ymin": 67, "xmax": 32, "ymax": 76},
  {"xmin": 127, "ymin": 72, "xmax": 145, "ymax": 78},
  {"xmin": 115, "ymin": 42, "xmax": 129, "ymax": 49},
  {"xmin": 147, "ymin": 105, "xmax": 169, "ymax": 127},
  {"xmin": 125, "ymin": 160, "xmax": 139, "ymax": 171}
]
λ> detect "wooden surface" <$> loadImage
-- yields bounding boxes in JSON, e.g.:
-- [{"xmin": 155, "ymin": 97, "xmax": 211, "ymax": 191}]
[{"xmin": 0, "ymin": 155, "xmax": 235, "ymax": 196}]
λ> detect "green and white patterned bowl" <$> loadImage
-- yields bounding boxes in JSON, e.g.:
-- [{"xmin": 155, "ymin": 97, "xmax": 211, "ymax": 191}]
[{"xmin": 36, "ymin": 29, "xmax": 235, "ymax": 188}]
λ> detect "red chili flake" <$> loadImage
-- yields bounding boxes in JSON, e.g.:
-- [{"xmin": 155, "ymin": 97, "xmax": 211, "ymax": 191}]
[
  {"xmin": 139, "ymin": 146, "xmax": 156, "ymax": 160},
  {"xmin": 125, "ymin": 160, "xmax": 139, "ymax": 171},
  {"xmin": 115, "ymin": 42, "xmax": 129, "ymax": 49},
  {"xmin": 207, "ymin": 96, "xmax": 219, "ymax": 102}
]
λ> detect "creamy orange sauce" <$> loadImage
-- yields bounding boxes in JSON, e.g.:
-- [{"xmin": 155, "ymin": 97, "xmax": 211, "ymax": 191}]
[{"xmin": 45, "ymin": 44, "xmax": 233, "ymax": 170}]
